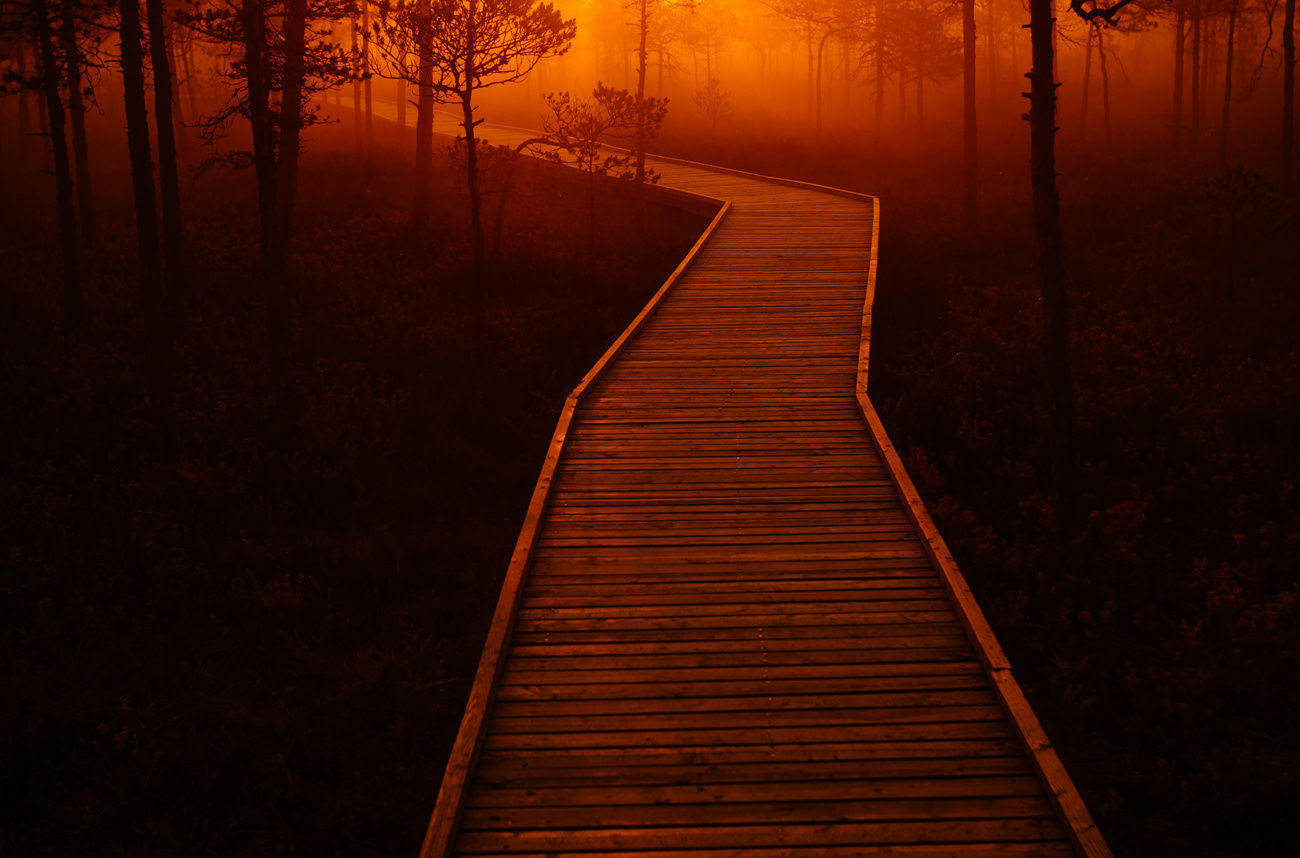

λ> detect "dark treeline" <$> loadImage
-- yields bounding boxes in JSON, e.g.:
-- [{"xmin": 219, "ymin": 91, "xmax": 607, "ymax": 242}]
[
  {"xmin": 3, "ymin": 0, "xmax": 1296, "ymax": 428},
  {"xmin": 0, "ymin": 0, "xmax": 668, "ymax": 423}
]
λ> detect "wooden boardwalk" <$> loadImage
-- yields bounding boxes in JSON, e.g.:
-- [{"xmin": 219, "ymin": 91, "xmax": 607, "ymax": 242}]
[{"xmin": 419, "ymin": 116, "xmax": 1110, "ymax": 857}]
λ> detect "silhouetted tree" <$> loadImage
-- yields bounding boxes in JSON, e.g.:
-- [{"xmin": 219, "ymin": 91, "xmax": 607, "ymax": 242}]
[
  {"xmin": 1027, "ymin": 0, "xmax": 1077, "ymax": 518},
  {"xmin": 373, "ymin": 0, "xmax": 441, "ymax": 229},
  {"xmin": 692, "ymin": 73, "xmax": 729, "ymax": 133},
  {"xmin": 11, "ymin": 36, "xmax": 34, "ymax": 155},
  {"xmin": 872, "ymin": 0, "xmax": 885, "ymax": 139},
  {"xmin": 1192, "ymin": 0, "xmax": 1203, "ymax": 148},
  {"xmin": 350, "ymin": 11, "xmax": 360, "ymax": 153},
  {"xmin": 1168, "ymin": 0, "xmax": 1190, "ymax": 142},
  {"xmin": 4, "ymin": 0, "xmax": 83, "ymax": 327},
  {"xmin": 189, "ymin": 0, "xmax": 353, "ymax": 371},
  {"xmin": 962, "ymin": 0, "xmax": 976, "ymax": 224},
  {"xmin": 765, "ymin": 0, "xmax": 835, "ymax": 136},
  {"xmin": 1097, "ymin": 22, "xmax": 1112, "ymax": 141},
  {"xmin": 362, "ymin": 0, "xmax": 372, "ymax": 172},
  {"xmin": 58, "ymin": 0, "xmax": 94, "ymax": 242},
  {"xmin": 119, "ymin": 0, "xmax": 174, "ymax": 435},
  {"xmin": 681, "ymin": 0, "xmax": 733, "ymax": 123},
  {"xmin": 543, "ymin": 84, "xmax": 664, "ymax": 258},
  {"xmin": 415, "ymin": 0, "xmax": 575, "ymax": 284},
  {"xmin": 1219, "ymin": 0, "xmax": 1239, "ymax": 163},
  {"xmin": 491, "ymin": 83, "xmax": 665, "ymax": 254},
  {"xmin": 629, "ymin": 0, "xmax": 651, "ymax": 183},
  {"xmin": 894, "ymin": 0, "xmax": 959, "ymax": 128},
  {"xmin": 644, "ymin": 0, "xmax": 692, "ymax": 96},
  {"xmin": 1285, "ymin": 0, "xmax": 1295, "ymax": 186},
  {"xmin": 1084, "ymin": 0, "xmax": 1156, "ymax": 144},
  {"xmin": 1028, "ymin": 0, "xmax": 1149, "ymax": 519},
  {"xmin": 1080, "ymin": 19, "xmax": 1094, "ymax": 134},
  {"xmin": 145, "ymin": 0, "xmax": 185, "ymax": 302}
]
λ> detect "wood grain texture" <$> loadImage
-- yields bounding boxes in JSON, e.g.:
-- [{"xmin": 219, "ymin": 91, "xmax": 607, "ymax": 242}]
[{"xmin": 409, "ymin": 107, "xmax": 1110, "ymax": 858}]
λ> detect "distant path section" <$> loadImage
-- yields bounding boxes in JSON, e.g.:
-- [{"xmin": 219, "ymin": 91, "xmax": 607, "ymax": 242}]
[{"xmin": 380, "ymin": 105, "xmax": 1112, "ymax": 858}]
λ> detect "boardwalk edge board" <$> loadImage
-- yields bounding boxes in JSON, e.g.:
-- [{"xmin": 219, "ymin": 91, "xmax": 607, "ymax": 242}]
[
  {"xmin": 854, "ymin": 398, "xmax": 1112, "ymax": 858},
  {"xmin": 417, "ymin": 197, "xmax": 732, "ymax": 858},
  {"xmin": 852, "ymin": 204, "xmax": 1111, "ymax": 856}
]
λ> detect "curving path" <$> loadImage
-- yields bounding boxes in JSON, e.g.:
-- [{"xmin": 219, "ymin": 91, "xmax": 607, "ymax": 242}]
[{"xmin": 397, "ymin": 110, "xmax": 1111, "ymax": 857}]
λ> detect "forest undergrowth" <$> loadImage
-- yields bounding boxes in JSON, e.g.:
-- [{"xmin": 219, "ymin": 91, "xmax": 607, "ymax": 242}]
[{"xmin": 0, "ymin": 114, "xmax": 706, "ymax": 857}]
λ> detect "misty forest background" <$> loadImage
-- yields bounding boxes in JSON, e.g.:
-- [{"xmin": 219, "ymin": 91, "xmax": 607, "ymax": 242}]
[{"xmin": 2, "ymin": 0, "xmax": 1298, "ymax": 855}]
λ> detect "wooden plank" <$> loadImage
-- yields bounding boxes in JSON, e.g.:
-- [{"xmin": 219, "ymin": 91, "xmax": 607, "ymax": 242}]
[
  {"xmin": 452, "ymin": 819, "xmax": 1068, "ymax": 852},
  {"xmin": 472, "ymin": 754, "xmax": 1037, "ymax": 787},
  {"xmin": 491, "ymin": 690, "xmax": 998, "ymax": 718},
  {"xmin": 459, "ymin": 797, "xmax": 1057, "ymax": 828},
  {"xmin": 480, "ymin": 721, "xmax": 1018, "ymax": 752},
  {"xmin": 494, "ymin": 674, "xmax": 990, "ymax": 703},
  {"xmin": 465, "ymin": 776, "xmax": 1049, "ymax": 807},
  {"xmin": 454, "ymin": 845, "xmax": 1073, "ymax": 858}
]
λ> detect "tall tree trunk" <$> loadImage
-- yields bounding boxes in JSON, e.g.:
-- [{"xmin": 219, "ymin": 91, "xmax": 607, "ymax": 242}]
[
  {"xmin": 35, "ymin": 0, "xmax": 81, "ymax": 329},
  {"xmin": 242, "ymin": 0, "xmax": 289, "ymax": 372},
  {"xmin": 916, "ymin": 68, "xmax": 924, "ymax": 129},
  {"xmin": 1009, "ymin": 3, "xmax": 1019, "ymax": 70},
  {"xmin": 1220, "ymin": 0, "xmax": 1239, "ymax": 165},
  {"xmin": 806, "ymin": 30, "xmax": 814, "ymax": 113},
  {"xmin": 874, "ymin": 0, "xmax": 884, "ymax": 143},
  {"xmin": 37, "ymin": 73, "xmax": 49, "ymax": 167},
  {"xmin": 60, "ymin": 0, "xmax": 94, "ymax": 242},
  {"xmin": 181, "ymin": 26, "xmax": 199, "ymax": 121},
  {"xmin": 1191, "ymin": 11, "xmax": 1202, "ymax": 151},
  {"xmin": 412, "ymin": 0, "xmax": 434, "ymax": 229},
  {"xmin": 963, "ymin": 0, "xmax": 977, "ymax": 225},
  {"xmin": 1284, "ymin": 0, "xmax": 1295, "ymax": 187},
  {"xmin": 1081, "ymin": 24, "xmax": 1093, "ymax": 138},
  {"xmin": 463, "ymin": 0, "xmax": 483, "ymax": 290},
  {"xmin": 986, "ymin": 0, "xmax": 997, "ymax": 96},
  {"xmin": 1204, "ymin": 16, "xmax": 1214, "ymax": 97},
  {"xmin": 362, "ymin": 0, "xmax": 373, "ymax": 172},
  {"xmin": 278, "ymin": 0, "xmax": 306, "ymax": 239},
  {"xmin": 119, "ymin": 0, "xmax": 174, "ymax": 435},
  {"xmin": 587, "ymin": 169, "xmax": 597, "ymax": 274},
  {"xmin": 146, "ymin": 0, "xmax": 185, "ymax": 303},
  {"xmin": 815, "ymin": 30, "xmax": 829, "ymax": 142},
  {"xmin": 462, "ymin": 90, "xmax": 485, "ymax": 284},
  {"xmin": 1174, "ymin": 6, "xmax": 1186, "ymax": 143},
  {"xmin": 18, "ymin": 40, "xmax": 32, "ymax": 157},
  {"xmin": 622, "ymin": 25, "xmax": 630, "ymax": 87},
  {"xmin": 1028, "ymin": 0, "xmax": 1079, "ymax": 519},
  {"xmin": 1098, "ymin": 24, "xmax": 1112, "ymax": 144},
  {"xmin": 843, "ymin": 39, "xmax": 851, "ymax": 106},
  {"xmin": 351, "ymin": 17, "xmax": 362, "ymax": 156},
  {"xmin": 1205, "ymin": 17, "xmax": 1217, "ymax": 138},
  {"xmin": 167, "ymin": 23, "xmax": 186, "ymax": 139},
  {"xmin": 634, "ymin": 0, "xmax": 648, "ymax": 183}
]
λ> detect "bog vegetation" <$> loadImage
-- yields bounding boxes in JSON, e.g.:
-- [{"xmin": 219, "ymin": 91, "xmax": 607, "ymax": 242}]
[{"xmin": 1, "ymin": 0, "xmax": 1297, "ymax": 854}]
